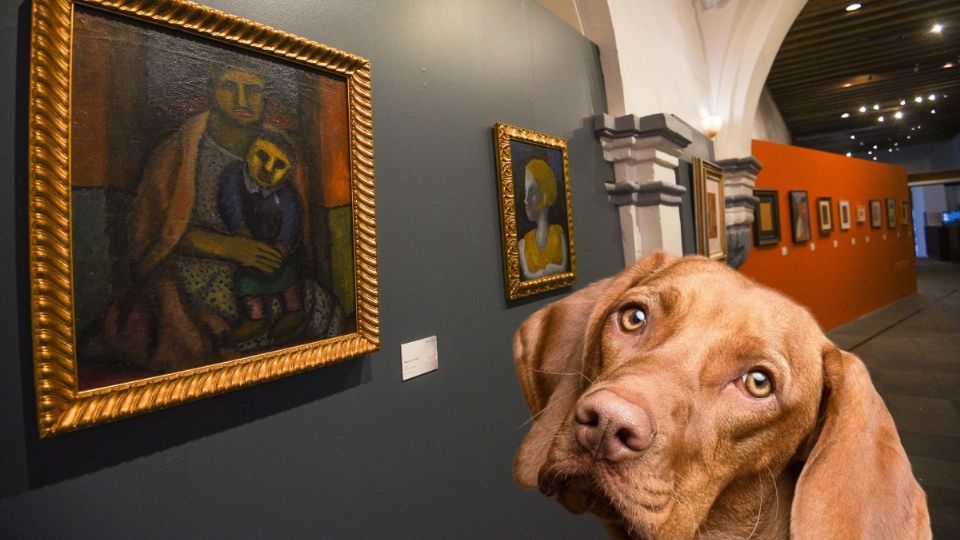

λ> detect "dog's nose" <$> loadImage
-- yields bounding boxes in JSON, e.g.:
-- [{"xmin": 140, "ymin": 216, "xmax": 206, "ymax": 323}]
[{"xmin": 574, "ymin": 389, "xmax": 655, "ymax": 462}]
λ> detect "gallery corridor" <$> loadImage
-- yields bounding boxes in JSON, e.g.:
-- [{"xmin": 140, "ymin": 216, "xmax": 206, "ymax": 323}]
[{"xmin": 827, "ymin": 258, "xmax": 960, "ymax": 538}]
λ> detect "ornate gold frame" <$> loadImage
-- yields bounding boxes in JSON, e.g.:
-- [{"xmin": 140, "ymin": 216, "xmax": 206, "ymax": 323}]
[
  {"xmin": 28, "ymin": 0, "xmax": 379, "ymax": 436},
  {"xmin": 493, "ymin": 123, "xmax": 576, "ymax": 301}
]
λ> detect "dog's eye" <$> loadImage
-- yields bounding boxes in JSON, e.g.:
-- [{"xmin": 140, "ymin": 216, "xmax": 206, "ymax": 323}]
[
  {"xmin": 618, "ymin": 306, "xmax": 647, "ymax": 332},
  {"xmin": 741, "ymin": 370, "xmax": 773, "ymax": 398}
]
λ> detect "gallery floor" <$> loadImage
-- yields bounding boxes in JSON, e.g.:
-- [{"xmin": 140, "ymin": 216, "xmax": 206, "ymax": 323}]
[{"xmin": 827, "ymin": 257, "xmax": 960, "ymax": 538}]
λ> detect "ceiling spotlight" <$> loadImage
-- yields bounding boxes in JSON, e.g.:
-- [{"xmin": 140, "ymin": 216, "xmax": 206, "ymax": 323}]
[
  {"xmin": 931, "ymin": 109, "xmax": 937, "ymax": 114},
  {"xmin": 850, "ymin": 134, "xmax": 856, "ymax": 139},
  {"xmin": 899, "ymin": 99, "xmax": 907, "ymax": 106},
  {"xmin": 873, "ymin": 104, "xmax": 880, "ymax": 110},
  {"xmin": 888, "ymin": 148, "xmax": 893, "ymax": 153},
  {"xmin": 894, "ymin": 142, "xmax": 898, "ymax": 146},
  {"xmin": 860, "ymin": 142, "xmax": 864, "ymax": 146},
  {"xmin": 931, "ymin": 23, "xmax": 944, "ymax": 34},
  {"xmin": 929, "ymin": 94, "xmax": 937, "ymax": 101},
  {"xmin": 945, "ymin": 63, "xmax": 956, "ymax": 69},
  {"xmin": 873, "ymin": 145, "xmax": 878, "ymax": 149},
  {"xmin": 868, "ymin": 150, "xmax": 873, "ymax": 155},
  {"xmin": 878, "ymin": 115, "xmax": 885, "ymax": 122},
  {"xmin": 841, "ymin": 112, "xmax": 851, "ymax": 118},
  {"xmin": 846, "ymin": 152, "xmax": 852, "ymax": 157},
  {"xmin": 894, "ymin": 111, "xmax": 903, "ymax": 119},
  {"xmin": 873, "ymin": 157, "xmax": 877, "ymax": 161},
  {"xmin": 845, "ymin": 3, "xmax": 861, "ymax": 11},
  {"xmin": 859, "ymin": 105, "xmax": 867, "ymax": 113},
  {"xmin": 907, "ymin": 135, "xmax": 911, "ymax": 139},
  {"xmin": 915, "ymin": 96, "xmax": 924, "ymax": 103}
]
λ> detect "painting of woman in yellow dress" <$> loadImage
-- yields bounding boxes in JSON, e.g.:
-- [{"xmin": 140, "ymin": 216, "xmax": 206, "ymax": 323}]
[
  {"xmin": 518, "ymin": 158, "xmax": 569, "ymax": 279},
  {"xmin": 494, "ymin": 123, "xmax": 575, "ymax": 300}
]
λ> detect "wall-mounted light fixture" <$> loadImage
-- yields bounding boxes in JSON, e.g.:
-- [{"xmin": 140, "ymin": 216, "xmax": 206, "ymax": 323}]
[{"xmin": 702, "ymin": 115, "xmax": 723, "ymax": 138}]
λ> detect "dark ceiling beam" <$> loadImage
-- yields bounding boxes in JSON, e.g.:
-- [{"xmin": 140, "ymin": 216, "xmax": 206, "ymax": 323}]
[
  {"xmin": 777, "ymin": 3, "xmax": 959, "ymax": 53},
  {"xmin": 768, "ymin": 46, "xmax": 959, "ymax": 86}
]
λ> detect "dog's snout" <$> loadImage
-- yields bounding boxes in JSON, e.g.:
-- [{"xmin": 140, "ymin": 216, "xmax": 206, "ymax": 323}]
[{"xmin": 574, "ymin": 389, "xmax": 654, "ymax": 462}]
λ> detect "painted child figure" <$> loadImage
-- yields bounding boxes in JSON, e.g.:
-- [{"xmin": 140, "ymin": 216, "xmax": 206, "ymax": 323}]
[{"xmin": 218, "ymin": 129, "xmax": 305, "ymax": 343}]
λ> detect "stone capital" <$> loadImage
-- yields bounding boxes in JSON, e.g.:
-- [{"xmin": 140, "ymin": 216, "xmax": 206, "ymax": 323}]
[
  {"xmin": 595, "ymin": 113, "xmax": 693, "ymax": 264},
  {"xmin": 717, "ymin": 155, "xmax": 764, "ymax": 268}
]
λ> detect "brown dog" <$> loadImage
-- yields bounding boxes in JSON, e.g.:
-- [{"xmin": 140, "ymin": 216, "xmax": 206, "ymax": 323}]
[{"xmin": 513, "ymin": 252, "xmax": 930, "ymax": 539}]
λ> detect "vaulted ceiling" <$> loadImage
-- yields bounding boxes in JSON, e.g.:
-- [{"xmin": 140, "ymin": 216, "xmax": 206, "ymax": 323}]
[{"xmin": 767, "ymin": 0, "xmax": 960, "ymax": 159}]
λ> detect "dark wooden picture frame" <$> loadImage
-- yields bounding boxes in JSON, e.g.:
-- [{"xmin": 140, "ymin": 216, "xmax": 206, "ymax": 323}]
[
  {"xmin": 870, "ymin": 199, "xmax": 883, "ymax": 229},
  {"xmin": 789, "ymin": 190, "xmax": 811, "ymax": 243},
  {"xmin": 817, "ymin": 197, "xmax": 833, "ymax": 234},
  {"xmin": 753, "ymin": 189, "xmax": 780, "ymax": 247}
]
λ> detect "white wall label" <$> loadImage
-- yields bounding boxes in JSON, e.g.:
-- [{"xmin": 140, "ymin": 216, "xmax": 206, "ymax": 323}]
[
  {"xmin": 401, "ymin": 336, "xmax": 439, "ymax": 381},
  {"xmin": 781, "ymin": 246, "xmax": 788, "ymax": 256},
  {"xmin": 833, "ymin": 240, "xmax": 839, "ymax": 248},
  {"xmin": 810, "ymin": 243, "xmax": 816, "ymax": 251}
]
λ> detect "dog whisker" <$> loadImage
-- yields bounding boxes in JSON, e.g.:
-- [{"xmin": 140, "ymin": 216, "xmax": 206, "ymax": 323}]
[
  {"xmin": 745, "ymin": 472, "xmax": 763, "ymax": 540},
  {"xmin": 517, "ymin": 386, "xmax": 581, "ymax": 429},
  {"xmin": 531, "ymin": 367, "xmax": 594, "ymax": 386}
]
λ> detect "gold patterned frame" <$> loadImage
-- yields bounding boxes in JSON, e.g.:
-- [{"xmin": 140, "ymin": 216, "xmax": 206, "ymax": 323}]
[
  {"xmin": 694, "ymin": 158, "xmax": 727, "ymax": 261},
  {"xmin": 493, "ymin": 123, "xmax": 576, "ymax": 301},
  {"xmin": 28, "ymin": 0, "xmax": 379, "ymax": 436}
]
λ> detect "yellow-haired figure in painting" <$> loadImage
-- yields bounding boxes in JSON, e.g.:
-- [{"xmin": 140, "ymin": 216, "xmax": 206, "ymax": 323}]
[{"xmin": 518, "ymin": 158, "xmax": 568, "ymax": 280}]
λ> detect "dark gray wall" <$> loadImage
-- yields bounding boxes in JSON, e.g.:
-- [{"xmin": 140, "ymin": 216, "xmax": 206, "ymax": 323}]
[{"xmin": 0, "ymin": 0, "xmax": 623, "ymax": 538}]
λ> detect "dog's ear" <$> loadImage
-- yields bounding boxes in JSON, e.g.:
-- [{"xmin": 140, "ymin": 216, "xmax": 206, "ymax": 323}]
[
  {"xmin": 513, "ymin": 251, "xmax": 677, "ymax": 488},
  {"xmin": 791, "ymin": 345, "xmax": 931, "ymax": 539}
]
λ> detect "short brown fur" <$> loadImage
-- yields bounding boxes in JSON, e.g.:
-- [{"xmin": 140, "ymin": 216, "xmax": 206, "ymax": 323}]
[{"xmin": 513, "ymin": 252, "xmax": 930, "ymax": 539}]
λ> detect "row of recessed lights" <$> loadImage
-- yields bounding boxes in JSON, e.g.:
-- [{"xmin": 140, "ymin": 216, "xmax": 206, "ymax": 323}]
[
  {"xmin": 840, "ymin": 94, "xmax": 944, "ymax": 120},
  {"xmin": 846, "ymin": 4, "xmax": 947, "ymax": 35}
]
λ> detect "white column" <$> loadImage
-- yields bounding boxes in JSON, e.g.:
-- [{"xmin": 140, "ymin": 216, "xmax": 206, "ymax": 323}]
[{"xmin": 595, "ymin": 114, "xmax": 693, "ymax": 266}]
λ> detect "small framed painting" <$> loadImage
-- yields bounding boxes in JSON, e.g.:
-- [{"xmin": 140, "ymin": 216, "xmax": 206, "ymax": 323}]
[
  {"xmin": 900, "ymin": 200, "xmax": 910, "ymax": 226},
  {"xmin": 789, "ymin": 190, "xmax": 811, "ymax": 243},
  {"xmin": 494, "ymin": 123, "xmax": 576, "ymax": 301},
  {"xmin": 838, "ymin": 200, "xmax": 852, "ymax": 230},
  {"xmin": 870, "ymin": 200, "xmax": 883, "ymax": 229},
  {"xmin": 753, "ymin": 189, "xmax": 780, "ymax": 247},
  {"xmin": 856, "ymin": 205, "xmax": 866, "ymax": 224},
  {"xmin": 694, "ymin": 158, "xmax": 727, "ymax": 261},
  {"xmin": 817, "ymin": 197, "xmax": 834, "ymax": 234},
  {"xmin": 886, "ymin": 198, "xmax": 897, "ymax": 228}
]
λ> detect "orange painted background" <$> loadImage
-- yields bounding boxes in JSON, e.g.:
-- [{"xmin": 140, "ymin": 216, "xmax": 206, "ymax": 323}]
[{"xmin": 739, "ymin": 140, "xmax": 917, "ymax": 331}]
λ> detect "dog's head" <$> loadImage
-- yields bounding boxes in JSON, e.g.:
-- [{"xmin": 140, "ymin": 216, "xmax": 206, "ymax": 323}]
[{"xmin": 513, "ymin": 252, "xmax": 929, "ymax": 539}]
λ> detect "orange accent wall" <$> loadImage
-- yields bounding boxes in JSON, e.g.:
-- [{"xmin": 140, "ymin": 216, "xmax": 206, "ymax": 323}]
[{"xmin": 739, "ymin": 140, "xmax": 917, "ymax": 331}]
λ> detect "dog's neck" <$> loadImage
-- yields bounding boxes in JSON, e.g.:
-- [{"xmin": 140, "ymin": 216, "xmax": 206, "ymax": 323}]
[{"xmin": 696, "ymin": 471, "xmax": 795, "ymax": 540}]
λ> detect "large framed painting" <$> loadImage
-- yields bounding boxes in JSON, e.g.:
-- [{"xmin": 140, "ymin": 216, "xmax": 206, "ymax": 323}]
[
  {"xmin": 28, "ymin": 0, "xmax": 380, "ymax": 436},
  {"xmin": 817, "ymin": 197, "xmax": 834, "ymax": 234},
  {"xmin": 693, "ymin": 158, "xmax": 727, "ymax": 261},
  {"xmin": 789, "ymin": 190, "xmax": 812, "ymax": 243},
  {"xmin": 870, "ymin": 199, "xmax": 883, "ymax": 228},
  {"xmin": 494, "ymin": 123, "xmax": 576, "ymax": 301},
  {"xmin": 753, "ymin": 189, "xmax": 780, "ymax": 247},
  {"xmin": 886, "ymin": 198, "xmax": 898, "ymax": 228}
]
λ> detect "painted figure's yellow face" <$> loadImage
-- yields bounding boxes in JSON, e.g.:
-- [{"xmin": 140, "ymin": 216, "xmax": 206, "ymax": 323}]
[
  {"xmin": 215, "ymin": 69, "xmax": 265, "ymax": 125},
  {"xmin": 246, "ymin": 139, "xmax": 291, "ymax": 189}
]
